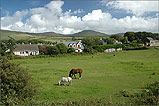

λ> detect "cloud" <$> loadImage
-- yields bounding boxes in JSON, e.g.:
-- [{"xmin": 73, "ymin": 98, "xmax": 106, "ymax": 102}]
[
  {"xmin": 1, "ymin": 1, "xmax": 159, "ymax": 34},
  {"xmin": 82, "ymin": 10, "xmax": 104, "ymax": 21},
  {"xmin": 82, "ymin": 10, "xmax": 158, "ymax": 34},
  {"xmin": 1, "ymin": 10, "xmax": 28, "ymax": 30},
  {"xmin": 103, "ymin": 1, "xmax": 159, "ymax": 16},
  {"xmin": 73, "ymin": 9, "xmax": 84, "ymax": 14}
]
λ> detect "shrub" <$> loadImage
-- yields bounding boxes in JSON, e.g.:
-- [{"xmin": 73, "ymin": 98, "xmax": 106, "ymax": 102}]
[
  {"xmin": 123, "ymin": 43, "xmax": 148, "ymax": 50},
  {"xmin": 92, "ymin": 45, "xmax": 104, "ymax": 52},
  {"xmin": 83, "ymin": 46, "xmax": 96, "ymax": 54},
  {"xmin": 133, "ymin": 81, "xmax": 159, "ymax": 105},
  {"xmin": 0, "ymin": 57, "xmax": 38, "ymax": 105},
  {"xmin": 47, "ymin": 46, "xmax": 60, "ymax": 55},
  {"xmin": 56, "ymin": 43, "xmax": 68, "ymax": 54},
  {"xmin": 38, "ymin": 45, "xmax": 48, "ymax": 55},
  {"xmin": 0, "ymin": 41, "xmax": 7, "ymax": 56},
  {"xmin": 67, "ymin": 48, "xmax": 75, "ymax": 54},
  {"xmin": 119, "ymin": 81, "xmax": 159, "ymax": 105}
]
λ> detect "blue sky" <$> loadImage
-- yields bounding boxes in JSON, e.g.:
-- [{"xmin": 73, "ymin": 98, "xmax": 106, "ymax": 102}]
[{"xmin": 1, "ymin": 0, "xmax": 159, "ymax": 34}]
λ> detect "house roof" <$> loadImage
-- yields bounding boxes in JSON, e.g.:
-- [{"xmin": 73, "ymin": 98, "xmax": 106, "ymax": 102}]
[
  {"xmin": 13, "ymin": 44, "xmax": 39, "ymax": 52},
  {"xmin": 147, "ymin": 37, "xmax": 153, "ymax": 41}
]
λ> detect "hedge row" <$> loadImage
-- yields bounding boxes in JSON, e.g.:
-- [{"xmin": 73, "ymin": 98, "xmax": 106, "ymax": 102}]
[{"xmin": 92, "ymin": 44, "xmax": 148, "ymax": 52}]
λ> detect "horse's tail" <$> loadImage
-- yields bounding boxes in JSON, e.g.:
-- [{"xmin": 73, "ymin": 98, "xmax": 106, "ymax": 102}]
[
  {"xmin": 79, "ymin": 69, "xmax": 82, "ymax": 78},
  {"xmin": 58, "ymin": 80, "xmax": 61, "ymax": 85}
]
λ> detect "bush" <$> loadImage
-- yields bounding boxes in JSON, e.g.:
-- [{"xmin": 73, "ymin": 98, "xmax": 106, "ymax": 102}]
[
  {"xmin": 56, "ymin": 43, "xmax": 68, "ymax": 54},
  {"xmin": 67, "ymin": 48, "xmax": 75, "ymax": 54},
  {"xmin": 133, "ymin": 81, "xmax": 159, "ymax": 105},
  {"xmin": 47, "ymin": 46, "xmax": 60, "ymax": 55},
  {"xmin": 92, "ymin": 45, "xmax": 104, "ymax": 52},
  {"xmin": 83, "ymin": 46, "xmax": 96, "ymax": 54},
  {"xmin": 0, "ymin": 57, "xmax": 38, "ymax": 105},
  {"xmin": 123, "ymin": 43, "xmax": 148, "ymax": 50},
  {"xmin": 38, "ymin": 45, "xmax": 48, "ymax": 55},
  {"xmin": 119, "ymin": 81, "xmax": 159, "ymax": 105}
]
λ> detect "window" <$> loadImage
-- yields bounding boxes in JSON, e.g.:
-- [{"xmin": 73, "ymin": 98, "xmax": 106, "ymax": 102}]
[
  {"xmin": 78, "ymin": 45, "xmax": 80, "ymax": 49},
  {"xmin": 69, "ymin": 44, "xmax": 72, "ymax": 48}
]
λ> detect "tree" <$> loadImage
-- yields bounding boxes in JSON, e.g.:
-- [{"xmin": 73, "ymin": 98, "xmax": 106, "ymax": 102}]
[
  {"xmin": 5, "ymin": 38, "xmax": 16, "ymax": 54},
  {"xmin": 124, "ymin": 32, "xmax": 135, "ymax": 42},
  {"xmin": 56, "ymin": 43, "xmax": 68, "ymax": 54},
  {"xmin": 83, "ymin": 46, "xmax": 96, "ymax": 54},
  {"xmin": 38, "ymin": 45, "xmax": 48, "ymax": 55},
  {"xmin": 121, "ymin": 36, "xmax": 129, "ymax": 44},
  {"xmin": 82, "ymin": 37, "xmax": 102, "ymax": 47},
  {"xmin": 103, "ymin": 38, "xmax": 115, "ymax": 44},
  {"xmin": 0, "ymin": 57, "xmax": 38, "ymax": 105},
  {"xmin": 47, "ymin": 46, "xmax": 60, "ymax": 55},
  {"xmin": 0, "ymin": 41, "xmax": 7, "ymax": 56},
  {"xmin": 110, "ymin": 34, "xmax": 123, "ymax": 42}
]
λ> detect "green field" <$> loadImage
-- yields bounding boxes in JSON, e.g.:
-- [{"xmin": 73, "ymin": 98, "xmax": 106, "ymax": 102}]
[{"xmin": 12, "ymin": 49, "xmax": 159, "ymax": 103}]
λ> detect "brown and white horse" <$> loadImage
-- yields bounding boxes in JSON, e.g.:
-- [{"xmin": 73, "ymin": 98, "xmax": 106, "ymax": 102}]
[{"xmin": 69, "ymin": 69, "xmax": 83, "ymax": 79}]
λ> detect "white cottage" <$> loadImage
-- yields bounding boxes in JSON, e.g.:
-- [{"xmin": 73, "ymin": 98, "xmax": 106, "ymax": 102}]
[
  {"xmin": 57, "ymin": 40, "xmax": 84, "ymax": 52},
  {"xmin": 13, "ymin": 44, "xmax": 39, "ymax": 56},
  {"xmin": 147, "ymin": 37, "xmax": 159, "ymax": 46}
]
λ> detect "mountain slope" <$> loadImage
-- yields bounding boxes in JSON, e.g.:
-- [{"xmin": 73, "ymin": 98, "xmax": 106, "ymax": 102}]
[
  {"xmin": 68, "ymin": 30, "xmax": 109, "ymax": 37},
  {"xmin": 0, "ymin": 30, "xmax": 64, "ymax": 40},
  {"xmin": 0, "ymin": 29, "xmax": 109, "ymax": 40},
  {"xmin": 0, "ymin": 30, "xmax": 34, "ymax": 40},
  {"xmin": 27, "ymin": 32, "xmax": 64, "ymax": 37}
]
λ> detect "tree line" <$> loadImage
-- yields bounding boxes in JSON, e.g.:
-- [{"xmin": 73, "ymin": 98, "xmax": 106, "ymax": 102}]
[
  {"xmin": 0, "ymin": 31, "xmax": 158, "ymax": 56},
  {"xmin": 124, "ymin": 32, "xmax": 159, "ymax": 44}
]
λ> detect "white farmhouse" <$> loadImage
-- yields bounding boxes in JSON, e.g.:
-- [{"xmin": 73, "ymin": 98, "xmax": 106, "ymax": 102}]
[
  {"xmin": 57, "ymin": 40, "xmax": 84, "ymax": 52},
  {"xmin": 13, "ymin": 44, "xmax": 39, "ymax": 56},
  {"xmin": 147, "ymin": 37, "xmax": 159, "ymax": 46}
]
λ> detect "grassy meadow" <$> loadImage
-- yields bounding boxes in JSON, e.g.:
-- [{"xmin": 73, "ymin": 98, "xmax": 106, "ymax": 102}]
[{"xmin": 12, "ymin": 49, "xmax": 159, "ymax": 103}]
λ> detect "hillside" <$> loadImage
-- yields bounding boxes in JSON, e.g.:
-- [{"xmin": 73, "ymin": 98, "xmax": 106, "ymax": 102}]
[
  {"xmin": 0, "ymin": 29, "xmax": 109, "ymax": 41},
  {"xmin": 0, "ymin": 30, "xmax": 34, "ymax": 40},
  {"xmin": 68, "ymin": 30, "xmax": 109, "ymax": 37},
  {"xmin": 0, "ymin": 30, "xmax": 64, "ymax": 40},
  {"xmin": 27, "ymin": 32, "xmax": 64, "ymax": 37}
]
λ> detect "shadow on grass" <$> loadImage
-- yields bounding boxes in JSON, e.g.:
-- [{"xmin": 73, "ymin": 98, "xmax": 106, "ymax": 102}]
[{"xmin": 54, "ymin": 84, "xmax": 70, "ymax": 86}]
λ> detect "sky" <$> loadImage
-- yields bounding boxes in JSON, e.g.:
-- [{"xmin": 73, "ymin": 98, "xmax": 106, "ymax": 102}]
[{"xmin": 0, "ymin": 0, "xmax": 159, "ymax": 34}]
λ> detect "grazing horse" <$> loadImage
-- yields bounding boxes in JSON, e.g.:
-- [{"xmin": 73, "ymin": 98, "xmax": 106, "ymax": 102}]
[
  {"xmin": 58, "ymin": 77, "xmax": 72, "ymax": 86},
  {"xmin": 69, "ymin": 69, "xmax": 82, "ymax": 79}
]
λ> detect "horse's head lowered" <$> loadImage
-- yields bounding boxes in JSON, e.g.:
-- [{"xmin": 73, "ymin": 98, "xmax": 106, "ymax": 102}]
[{"xmin": 69, "ymin": 69, "xmax": 82, "ymax": 79}]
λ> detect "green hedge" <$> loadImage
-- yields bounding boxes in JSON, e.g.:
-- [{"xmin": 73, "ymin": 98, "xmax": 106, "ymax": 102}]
[
  {"xmin": 123, "ymin": 43, "xmax": 148, "ymax": 50},
  {"xmin": 0, "ymin": 57, "xmax": 38, "ymax": 105}
]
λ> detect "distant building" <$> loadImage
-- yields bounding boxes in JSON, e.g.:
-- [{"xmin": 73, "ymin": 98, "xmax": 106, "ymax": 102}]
[
  {"xmin": 147, "ymin": 37, "xmax": 159, "ymax": 46},
  {"xmin": 114, "ymin": 40, "xmax": 122, "ymax": 44},
  {"xmin": 13, "ymin": 44, "xmax": 39, "ymax": 56},
  {"xmin": 100, "ymin": 38, "xmax": 122, "ymax": 45},
  {"xmin": 100, "ymin": 38, "xmax": 107, "ymax": 45},
  {"xmin": 104, "ymin": 48, "xmax": 122, "ymax": 52},
  {"xmin": 57, "ymin": 40, "xmax": 84, "ymax": 52}
]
